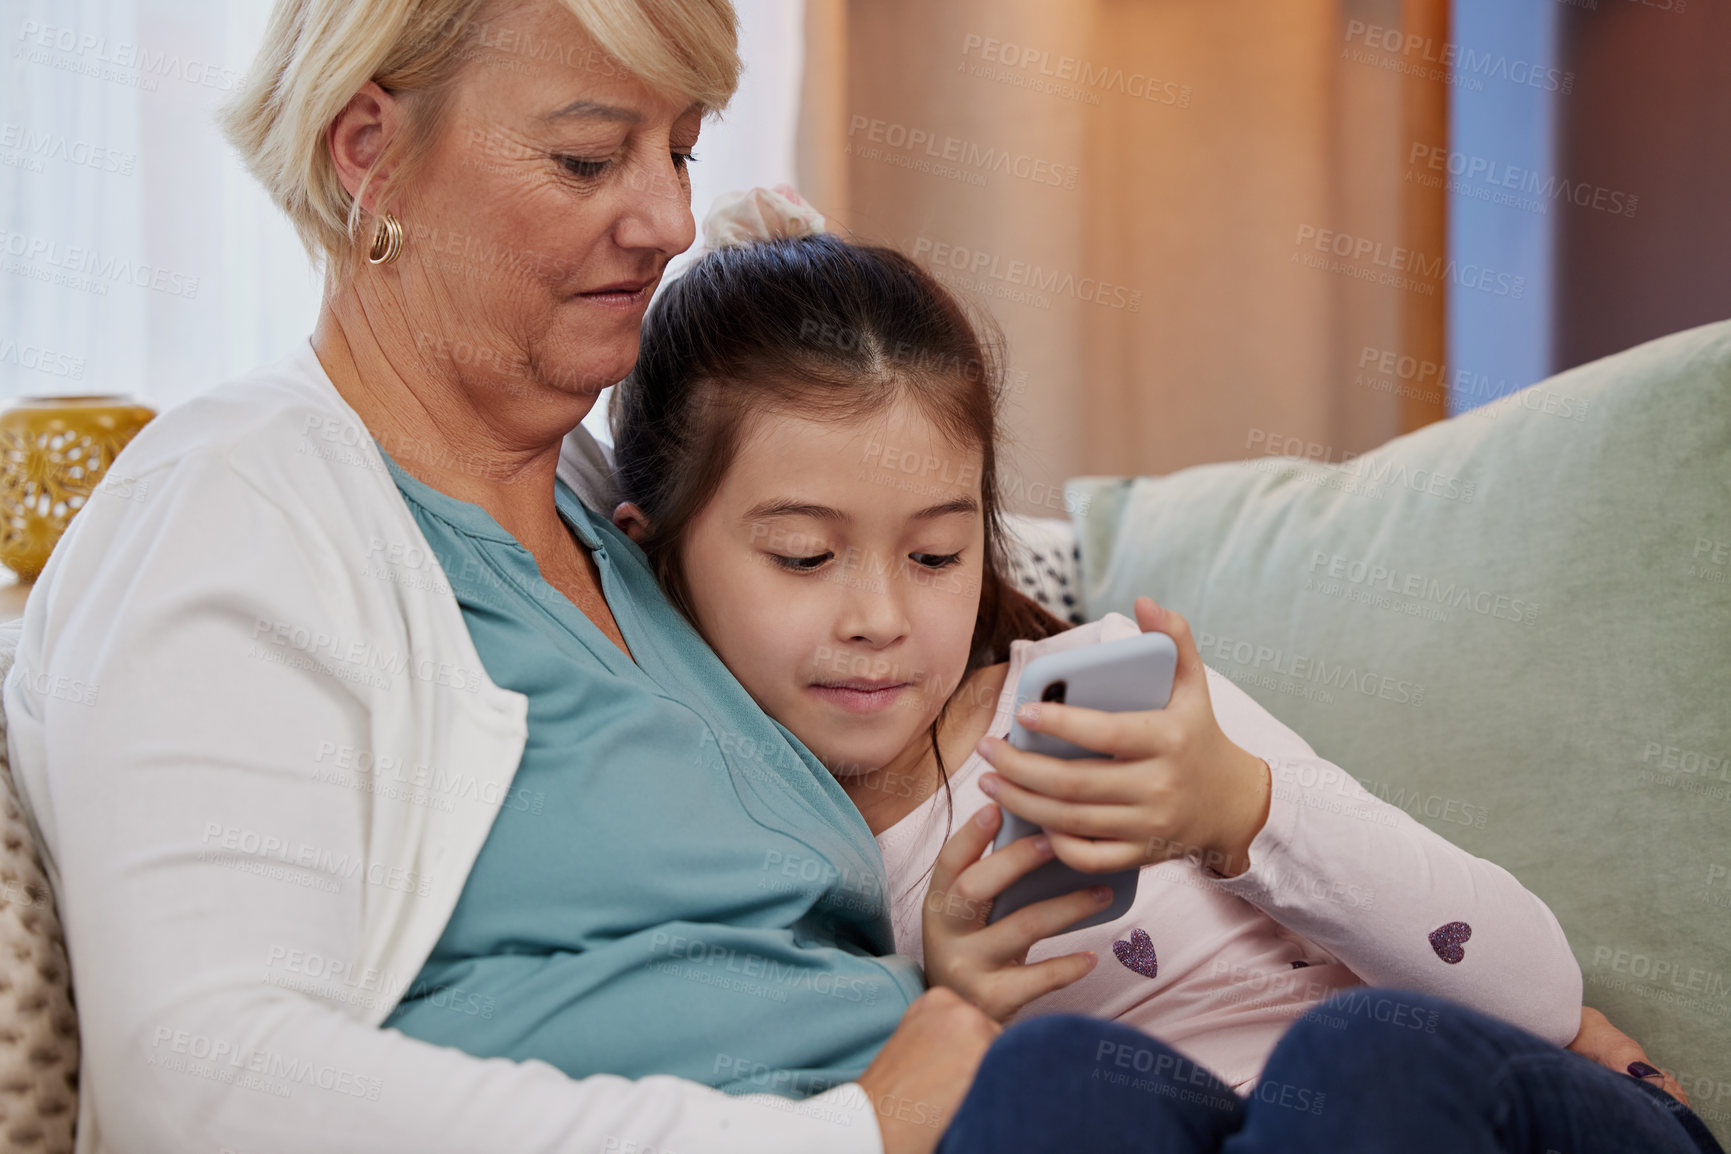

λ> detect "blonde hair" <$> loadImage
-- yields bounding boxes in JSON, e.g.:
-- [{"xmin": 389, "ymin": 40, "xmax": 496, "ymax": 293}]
[{"xmin": 220, "ymin": 0, "xmax": 739, "ymax": 268}]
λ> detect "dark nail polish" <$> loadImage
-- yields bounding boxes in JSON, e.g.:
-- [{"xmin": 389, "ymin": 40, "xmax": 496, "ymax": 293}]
[{"xmin": 1627, "ymin": 1061, "xmax": 1663, "ymax": 1080}]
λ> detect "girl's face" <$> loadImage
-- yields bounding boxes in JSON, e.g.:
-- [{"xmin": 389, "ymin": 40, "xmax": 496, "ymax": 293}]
[{"xmin": 675, "ymin": 397, "xmax": 986, "ymax": 779}]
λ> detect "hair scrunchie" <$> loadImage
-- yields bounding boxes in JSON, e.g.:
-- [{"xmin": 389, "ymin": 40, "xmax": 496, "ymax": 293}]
[{"xmin": 701, "ymin": 184, "xmax": 827, "ymax": 250}]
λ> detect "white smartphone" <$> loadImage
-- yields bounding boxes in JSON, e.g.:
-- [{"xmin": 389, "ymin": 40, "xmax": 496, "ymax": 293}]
[{"xmin": 985, "ymin": 630, "xmax": 1178, "ymax": 934}]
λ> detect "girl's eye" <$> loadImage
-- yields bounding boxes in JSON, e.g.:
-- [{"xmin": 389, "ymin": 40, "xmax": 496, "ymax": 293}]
[
  {"xmin": 911, "ymin": 552, "xmax": 962, "ymax": 570},
  {"xmin": 558, "ymin": 155, "xmax": 610, "ymax": 180},
  {"xmin": 771, "ymin": 552, "xmax": 833, "ymax": 573}
]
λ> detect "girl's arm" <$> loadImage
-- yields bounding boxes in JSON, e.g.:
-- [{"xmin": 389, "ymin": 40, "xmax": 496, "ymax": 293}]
[
  {"xmin": 976, "ymin": 600, "xmax": 1580, "ymax": 1046},
  {"xmin": 1202, "ymin": 667, "xmax": 1583, "ymax": 1045},
  {"xmin": 5, "ymin": 447, "xmax": 886, "ymax": 1154}
]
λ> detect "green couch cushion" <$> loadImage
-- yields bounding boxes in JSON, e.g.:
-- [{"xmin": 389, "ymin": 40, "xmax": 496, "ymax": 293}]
[{"xmin": 1069, "ymin": 319, "xmax": 1731, "ymax": 1138}]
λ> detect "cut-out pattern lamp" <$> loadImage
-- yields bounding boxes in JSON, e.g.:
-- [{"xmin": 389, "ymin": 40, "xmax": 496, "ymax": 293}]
[{"xmin": 0, "ymin": 395, "xmax": 157, "ymax": 582}]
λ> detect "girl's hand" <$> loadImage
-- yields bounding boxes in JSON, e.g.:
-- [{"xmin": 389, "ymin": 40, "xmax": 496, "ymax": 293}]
[
  {"xmin": 974, "ymin": 596, "xmax": 1272, "ymax": 877},
  {"xmin": 1568, "ymin": 1005, "xmax": 1690, "ymax": 1105},
  {"xmin": 921, "ymin": 803, "xmax": 1103, "ymax": 1022}
]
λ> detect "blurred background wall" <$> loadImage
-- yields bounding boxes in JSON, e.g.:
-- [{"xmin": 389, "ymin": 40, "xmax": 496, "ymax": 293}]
[
  {"xmin": 3, "ymin": 0, "xmax": 1728, "ymax": 512},
  {"xmin": 799, "ymin": 0, "xmax": 1731, "ymax": 510},
  {"xmin": 801, "ymin": 0, "xmax": 1449, "ymax": 510}
]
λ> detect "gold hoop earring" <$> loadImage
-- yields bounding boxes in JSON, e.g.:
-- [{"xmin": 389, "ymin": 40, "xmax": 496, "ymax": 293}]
[{"xmin": 367, "ymin": 212, "xmax": 404, "ymax": 265}]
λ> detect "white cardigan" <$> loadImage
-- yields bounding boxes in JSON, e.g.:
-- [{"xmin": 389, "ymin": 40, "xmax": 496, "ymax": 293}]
[{"xmin": 3, "ymin": 343, "xmax": 883, "ymax": 1154}]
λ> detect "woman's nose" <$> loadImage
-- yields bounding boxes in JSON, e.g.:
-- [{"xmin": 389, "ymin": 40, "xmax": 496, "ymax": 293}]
[{"xmin": 614, "ymin": 155, "xmax": 696, "ymax": 256}]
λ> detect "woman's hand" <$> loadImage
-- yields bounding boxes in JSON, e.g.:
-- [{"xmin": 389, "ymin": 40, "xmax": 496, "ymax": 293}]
[
  {"xmin": 857, "ymin": 987, "xmax": 999, "ymax": 1154},
  {"xmin": 1568, "ymin": 1005, "xmax": 1690, "ymax": 1105},
  {"xmin": 974, "ymin": 596, "xmax": 1272, "ymax": 877},
  {"xmin": 921, "ymin": 803, "xmax": 1103, "ymax": 1021}
]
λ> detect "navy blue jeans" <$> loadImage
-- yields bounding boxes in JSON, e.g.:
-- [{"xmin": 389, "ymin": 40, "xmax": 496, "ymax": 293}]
[{"xmin": 937, "ymin": 990, "xmax": 1724, "ymax": 1154}]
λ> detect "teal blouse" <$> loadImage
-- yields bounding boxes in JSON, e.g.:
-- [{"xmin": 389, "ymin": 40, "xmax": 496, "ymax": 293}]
[{"xmin": 377, "ymin": 447, "xmax": 922, "ymax": 1096}]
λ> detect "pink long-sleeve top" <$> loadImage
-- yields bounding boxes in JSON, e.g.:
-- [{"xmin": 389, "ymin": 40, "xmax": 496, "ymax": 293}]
[{"xmin": 876, "ymin": 614, "xmax": 1583, "ymax": 1091}]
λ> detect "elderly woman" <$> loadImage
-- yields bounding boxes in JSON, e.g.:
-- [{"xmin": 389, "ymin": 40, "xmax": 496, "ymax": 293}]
[
  {"xmin": 3, "ymin": 2, "xmax": 1712, "ymax": 1153},
  {"xmin": 2, "ymin": 1, "xmax": 992, "ymax": 1151}
]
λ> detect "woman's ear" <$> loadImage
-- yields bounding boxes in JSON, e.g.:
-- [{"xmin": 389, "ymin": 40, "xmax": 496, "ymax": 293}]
[
  {"xmin": 613, "ymin": 502, "xmax": 652, "ymax": 544},
  {"xmin": 326, "ymin": 80, "xmax": 403, "ymax": 209}
]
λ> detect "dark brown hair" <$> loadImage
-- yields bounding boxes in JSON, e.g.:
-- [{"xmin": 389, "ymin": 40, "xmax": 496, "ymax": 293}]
[
  {"xmin": 612, "ymin": 234, "xmax": 1070, "ymax": 832},
  {"xmin": 614, "ymin": 233, "xmax": 1068, "ymax": 665}
]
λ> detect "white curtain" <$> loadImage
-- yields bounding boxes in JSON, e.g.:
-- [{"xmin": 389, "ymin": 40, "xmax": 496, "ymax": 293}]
[
  {"xmin": 0, "ymin": 0, "xmax": 806, "ymax": 430},
  {"xmin": 1, "ymin": 0, "xmax": 320, "ymax": 408}
]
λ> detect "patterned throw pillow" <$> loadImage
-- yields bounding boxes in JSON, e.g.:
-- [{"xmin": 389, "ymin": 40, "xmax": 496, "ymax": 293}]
[{"xmin": 1001, "ymin": 515, "xmax": 1085, "ymax": 627}]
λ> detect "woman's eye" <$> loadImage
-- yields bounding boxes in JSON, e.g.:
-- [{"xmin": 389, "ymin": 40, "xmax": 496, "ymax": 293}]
[
  {"xmin": 771, "ymin": 552, "xmax": 833, "ymax": 573},
  {"xmin": 911, "ymin": 552, "xmax": 963, "ymax": 570},
  {"xmin": 672, "ymin": 150, "xmax": 698, "ymax": 169},
  {"xmin": 558, "ymin": 155, "xmax": 611, "ymax": 180}
]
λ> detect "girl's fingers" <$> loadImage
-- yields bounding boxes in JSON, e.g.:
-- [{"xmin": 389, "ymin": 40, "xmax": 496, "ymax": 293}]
[
  {"xmin": 1046, "ymin": 830, "xmax": 1151, "ymax": 874},
  {"xmin": 977, "ymin": 771, "xmax": 1139, "ymax": 841},
  {"xmin": 945, "ymin": 831, "xmax": 1062, "ymax": 921},
  {"xmin": 978, "ymin": 736, "xmax": 1142, "ymax": 802},
  {"xmin": 979, "ymin": 884, "xmax": 1114, "ymax": 954},
  {"xmin": 1133, "ymin": 596, "xmax": 1209, "ymax": 706},
  {"xmin": 980, "ymin": 952, "xmax": 1099, "ymax": 1022},
  {"xmin": 929, "ymin": 804, "xmax": 1001, "ymax": 895},
  {"xmin": 1006, "ymin": 702, "xmax": 1171, "ymax": 762}
]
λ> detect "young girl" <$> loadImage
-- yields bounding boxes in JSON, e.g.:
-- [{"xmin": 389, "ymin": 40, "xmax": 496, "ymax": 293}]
[{"xmin": 606, "ymin": 229, "xmax": 1706, "ymax": 1149}]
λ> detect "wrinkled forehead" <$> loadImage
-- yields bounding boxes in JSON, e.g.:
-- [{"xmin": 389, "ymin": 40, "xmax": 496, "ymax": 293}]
[{"xmin": 443, "ymin": 5, "xmax": 702, "ymax": 128}]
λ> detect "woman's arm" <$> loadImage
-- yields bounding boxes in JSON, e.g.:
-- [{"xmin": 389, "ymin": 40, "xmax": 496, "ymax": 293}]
[{"xmin": 7, "ymin": 447, "xmax": 891, "ymax": 1154}]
